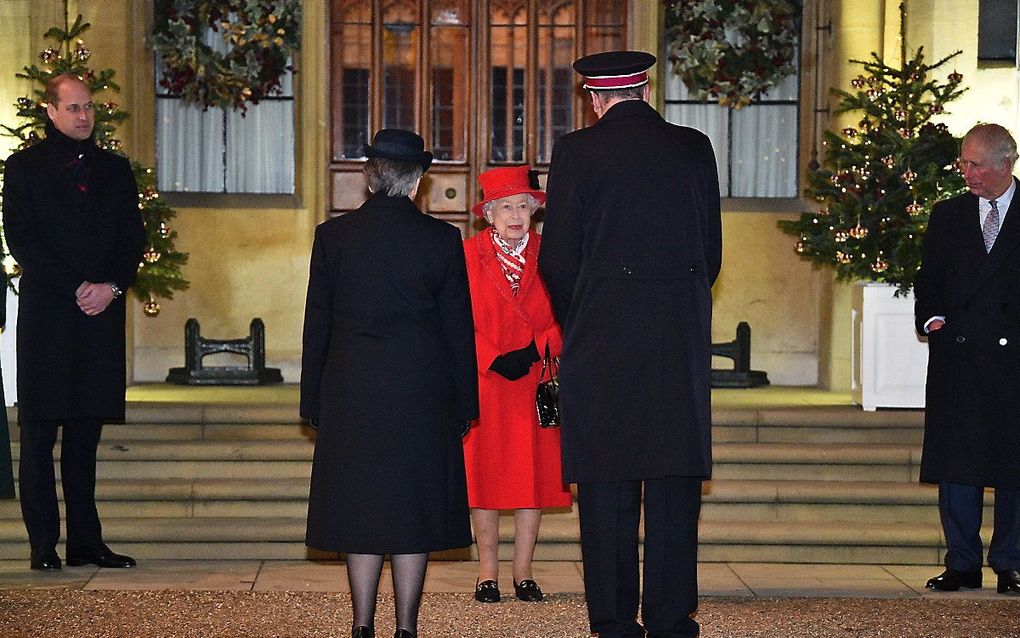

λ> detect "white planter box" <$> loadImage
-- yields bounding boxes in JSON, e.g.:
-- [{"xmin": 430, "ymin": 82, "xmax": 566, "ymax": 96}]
[
  {"xmin": 1, "ymin": 279, "xmax": 16, "ymax": 407},
  {"xmin": 851, "ymin": 282, "xmax": 928, "ymax": 411}
]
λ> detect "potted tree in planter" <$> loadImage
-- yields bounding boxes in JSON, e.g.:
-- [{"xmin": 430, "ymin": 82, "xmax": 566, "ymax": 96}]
[{"xmin": 779, "ymin": 38, "xmax": 966, "ymax": 409}]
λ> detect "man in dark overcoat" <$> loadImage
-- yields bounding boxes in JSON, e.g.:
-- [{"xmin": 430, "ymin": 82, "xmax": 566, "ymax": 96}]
[
  {"xmin": 539, "ymin": 51, "xmax": 721, "ymax": 638},
  {"xmin": 0, "ymin": 266, "xmax": 12, "ymax": 500},
  {"xmin": 914, "ymin": 122, "xmax": 1020, "ymax": 596},
  {"xmin": 2, "ymin": 74, "xmax": 145, "ymax": 571}
]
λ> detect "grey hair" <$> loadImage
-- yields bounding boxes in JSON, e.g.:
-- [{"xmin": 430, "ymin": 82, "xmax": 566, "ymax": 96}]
[
  {"xmin": 482, "ymin": 193, "xmax": 541, "ymax": 220},
  {"xmin": 589, "ymin": 85, "xmax": 645, "ymax": 102},
  {"xmin": 364, "ymin": 158, "xmax": 424, "ymax": 197},
  {"xmin": 964, "ymin": 123, "xmax": 1019, "ymax": 168}
]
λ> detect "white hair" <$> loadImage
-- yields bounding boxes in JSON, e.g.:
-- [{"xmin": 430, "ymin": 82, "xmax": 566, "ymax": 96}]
[{"xmin": 482, "ymin": 193, "xmax": 541, "ymax": 220}]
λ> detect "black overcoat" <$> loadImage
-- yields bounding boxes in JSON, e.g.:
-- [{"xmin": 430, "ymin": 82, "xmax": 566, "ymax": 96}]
[
  {"xmin": 914, "ymin": 180, "xmax": 1020, "ymax": 489},
  {"xmin": 2, "ymin": 130, "xmax": 145, "ymax": 423},
  {"xmin": 538, "ymin": 100, "xmax": 722, "ymax": 483},
  {"xmin": 0, "ymin": 268, "xmax": 12, "ymax": 499},
  {"xmin": 300, "ymin": 194, "xmax": 478, "ymax": 554}
]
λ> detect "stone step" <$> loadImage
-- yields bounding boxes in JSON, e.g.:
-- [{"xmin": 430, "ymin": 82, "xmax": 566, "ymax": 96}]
[
  {"xmin": 6, "ymin": 423, "xmax": 315, "ymax": 442},
  {"xmin": 1, "ymin": 479, "xmax": 991, "ymax": 525},
  {"xmin": 712, "ymin": 407, "xmax": 923, "ymax": 444},
  {"xmin": 711, "ymin": 443, "xmax": 919, "ymax": 481},
  {"xmin": 6, "ymin": 404, "xmax": 300, "ymax": 425},
  {"xmin": 9, "ymin": 441, "xmax": 921, "ymax": 481},
  {"xmin": 7, "ymin": 403, "xmax": 925, "ymax": 444},
  {"xmin": 0, "ymin": 397, "xmax": 939, "ymax": 564},
  {"xmin": 0, "ymin": 516, "xmax": 962, "ymax": 565}
]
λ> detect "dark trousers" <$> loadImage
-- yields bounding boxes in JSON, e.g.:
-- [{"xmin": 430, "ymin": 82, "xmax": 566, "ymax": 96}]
[
  {"xmin": 939, "ymin": 481, "xmax": 1020, "ymax": 572},
  {"xmin": 19, "ymin": 419, "xmax": 104, "ymax": 551},
  {"xmin": 577, "ymin": 477, "xmax": 702, "ymax": 638}
]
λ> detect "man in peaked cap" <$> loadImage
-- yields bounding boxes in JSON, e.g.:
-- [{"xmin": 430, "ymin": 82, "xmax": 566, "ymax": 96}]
[{"xmin": 539, "ymin": 51, "xmax": 722, "ymax": 638}]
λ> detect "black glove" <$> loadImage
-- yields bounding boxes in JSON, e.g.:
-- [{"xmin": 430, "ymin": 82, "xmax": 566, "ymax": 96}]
[{"xmin": 489, "ymin": 340, "xmax": 541, "ymax": 381}]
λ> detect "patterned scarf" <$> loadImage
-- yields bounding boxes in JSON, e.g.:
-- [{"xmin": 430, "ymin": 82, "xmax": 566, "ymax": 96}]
[{"xmin": 490, "ymin": 227, "xmax": 528, "ymax": 295}]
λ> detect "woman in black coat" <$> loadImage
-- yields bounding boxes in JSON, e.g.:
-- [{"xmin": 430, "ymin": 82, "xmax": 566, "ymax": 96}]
[{"xmin": 300, "ymin": 129, "xmax": 478, "ymax": 638}]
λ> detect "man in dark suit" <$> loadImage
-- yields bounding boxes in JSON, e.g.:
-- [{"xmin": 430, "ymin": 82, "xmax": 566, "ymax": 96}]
[
  {"xmin": 2, "ymin": 74, "xmax": 145, "ymax": 570},
  {"xmin": 915, "ymin": 122, "xmax": 1020, "ymax": 596},
  {"xmin": 539, "ymin": 51, "xmax": 721, "ymax": 638}
]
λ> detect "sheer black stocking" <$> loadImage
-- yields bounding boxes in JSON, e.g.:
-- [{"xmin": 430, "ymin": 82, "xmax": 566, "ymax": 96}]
[
  {"xmin": 391, "ymin": 552, "xmax": 429, "ymax": 637},
  {"xmin": 346, "ymin": 552, "xmax": 384, "ymax": 631}
]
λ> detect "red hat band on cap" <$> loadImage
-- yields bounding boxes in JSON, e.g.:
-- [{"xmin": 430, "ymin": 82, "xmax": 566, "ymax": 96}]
[
  {"xmin": 583, "ymin": 71, "xmax": 648, "ymax": 90},
  {"xmin": 471, "ymin": 165, "xmax": 546, "ymax": 218}
]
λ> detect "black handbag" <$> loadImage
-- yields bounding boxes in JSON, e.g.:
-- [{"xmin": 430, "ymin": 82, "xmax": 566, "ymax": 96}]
[{"xmin": 535, "ymin": 346, "xmax": 560, "ymax": 428}]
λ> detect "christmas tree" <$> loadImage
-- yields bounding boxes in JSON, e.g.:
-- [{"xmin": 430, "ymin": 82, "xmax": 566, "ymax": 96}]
[
  {"xmin": 779, "ymin": 28, "xmax": 967, "ymax": 294},
  {"xmin": 0, "ymin": 9, "xmax": 188, "ymax": 316}
]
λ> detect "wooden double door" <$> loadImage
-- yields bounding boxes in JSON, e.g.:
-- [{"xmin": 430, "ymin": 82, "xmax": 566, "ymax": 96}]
[{"xmin": 328, "ymin": 0, "xmax": 628, "ymax": 235}]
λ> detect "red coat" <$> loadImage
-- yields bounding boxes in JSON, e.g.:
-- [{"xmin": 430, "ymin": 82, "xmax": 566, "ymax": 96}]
[{"xmin": 462, "ymin": 229, "xmax": 572, "ymax": 509}]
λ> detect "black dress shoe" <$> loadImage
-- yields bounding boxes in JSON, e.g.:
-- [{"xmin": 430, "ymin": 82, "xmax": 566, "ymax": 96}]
[
  {"xmin": 926, "ymin": 568, "xmax": 982, "ymax": 591},
  {"xmin": 996, "ymin": 569, "xmax": 1020, "ymax": 595},
  {"xmin": 352, "ymin": 626, "xmax": 374, "ymax": 638},
  {"xmin": 474, "ymin": 579, "xmax": 500, "ymax": 603},
  {"xmin": 393, "ymin": 631, "xmax": 415, "ymax": 638},
  {"xmin": 66, "ymin": 543, "xmax": 136, "ymax": 568},
  {"xmin": 514, "ymin": 579, "xmax": 544, "ymax": 601},
  {"xmin": 29, "ymin": 547, "xmax": 62, "ymax": 571}
]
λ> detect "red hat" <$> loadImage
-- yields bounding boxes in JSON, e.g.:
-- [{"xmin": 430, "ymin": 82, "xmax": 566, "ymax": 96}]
[{"xmin": 471, "ymin": 165, "xmax": 546, "ymax": 217}]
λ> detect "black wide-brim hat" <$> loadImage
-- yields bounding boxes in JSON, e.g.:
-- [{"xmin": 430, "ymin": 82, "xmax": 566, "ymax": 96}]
[{"xmin": 364, "ymin": 128, "xmax": 433, "ymax": 172}]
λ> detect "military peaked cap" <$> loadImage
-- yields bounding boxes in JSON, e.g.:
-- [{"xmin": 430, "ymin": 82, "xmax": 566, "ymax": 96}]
[{"xmin": 573, "ymin": 50, "xmax": 656, "ymax": 90}]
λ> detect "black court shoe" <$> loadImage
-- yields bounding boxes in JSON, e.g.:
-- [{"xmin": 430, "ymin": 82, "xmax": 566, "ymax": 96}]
[
  {"xmin": 514, "ymin": 579, "xmax": 544, "ymax": 601},
  {"xmin": 474, "ymin": 579, "xmax": 501, "ymax": 603},
  {"xmin": 352, "ymin": 626, "xmax": 374, "ymax": 638},
  {"xmin": 394, "ymin": 631, "xmax": 415, "ymax": 638}
]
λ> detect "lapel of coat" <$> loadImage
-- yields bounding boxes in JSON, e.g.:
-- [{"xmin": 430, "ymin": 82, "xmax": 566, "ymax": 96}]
[
  {"xmin": 39, "ymin": 139, "xmax": 88, "ymax": 218},
  {"xmin": 477, "ymin": 229, "xmax": 537, "ymax": 327},
  {"xmin": 970, "ymin": 177, "xmax": 1020, "ymax": 294}
]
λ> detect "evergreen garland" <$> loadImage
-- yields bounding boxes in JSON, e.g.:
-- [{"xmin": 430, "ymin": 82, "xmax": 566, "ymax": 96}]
[
  {"xmin": 153, "ymin": 0, "xmax": 301, "ymax": 111},
  {"xmin": 0, "ymin": 11, "xmax": 189, "ymax": 315},
  {"xmin": 664, "ymin": 0, "xmax": 801, "ymax": 109}
]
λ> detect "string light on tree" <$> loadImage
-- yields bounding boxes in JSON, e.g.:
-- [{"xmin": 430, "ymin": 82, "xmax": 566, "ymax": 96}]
[{"xmin": 778, "ymin": 4, "xmax": 967, "ymax": 295}]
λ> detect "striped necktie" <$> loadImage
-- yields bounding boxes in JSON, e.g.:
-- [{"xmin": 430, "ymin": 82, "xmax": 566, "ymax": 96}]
[{"xmin": 983, "ymin": 199, "xmax": 1000, "ymax": 253}]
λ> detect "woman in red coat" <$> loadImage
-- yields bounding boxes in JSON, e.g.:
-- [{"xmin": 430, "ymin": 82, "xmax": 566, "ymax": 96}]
[{"xmin": 462, "ymin": 166, "xmax": 572, "ymax": 603}]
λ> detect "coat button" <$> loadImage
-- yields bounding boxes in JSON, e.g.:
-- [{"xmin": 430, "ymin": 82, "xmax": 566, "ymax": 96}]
[
  {"xmin": 690, "ymin": 265, "xmax": 699, "ymax": 273},
  {"xmin": 956, "ymin": 336, "xmax": 966, "ymax": 343},
  {"xmin": 622, "ymin": 267, "xmax": 632, "ymax": 276},
  {"xmin": 1000, "ymin": 337, "xmax": 1008, "ymax": 346}
]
